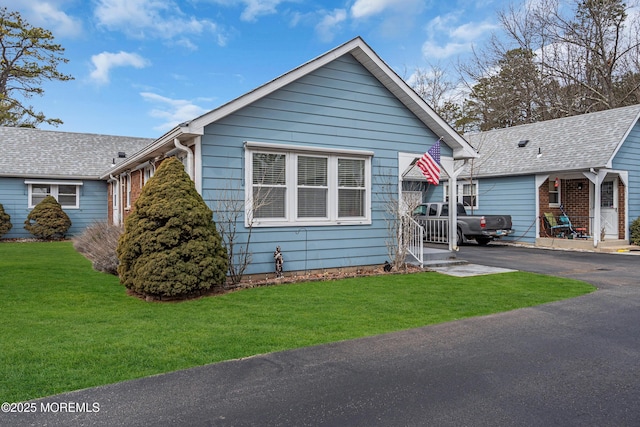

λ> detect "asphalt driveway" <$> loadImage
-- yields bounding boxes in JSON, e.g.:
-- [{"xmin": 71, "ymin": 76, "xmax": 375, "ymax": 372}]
[{"xmin": 3, "ymin": 246, "xmax": 639, "ymax": 426}]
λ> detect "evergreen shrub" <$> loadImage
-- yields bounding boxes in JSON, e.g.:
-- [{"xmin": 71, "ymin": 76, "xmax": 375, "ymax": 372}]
[
  {"xmin": 631, "ymin": 217, "xmax": 640, "ymax": 246},
  {"xmin": 24, "ymin": 196, "xmax": 71, "ymax": 239},
  {"xmin": 0, "ymin": 203, "xmax": 11, "ymax": 237},
  {"xmin": 117, "ymin": 157, "xmax": 228, "ymax": 299},
  {"xmin": 73, "ymin": 222, "xmax": 123, "ymax": 275}
]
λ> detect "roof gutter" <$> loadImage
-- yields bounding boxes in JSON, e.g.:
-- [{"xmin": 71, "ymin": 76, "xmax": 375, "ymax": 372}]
[{"xmin": 173, "ymin": 138, "xmax": 194, "ymax": 180}]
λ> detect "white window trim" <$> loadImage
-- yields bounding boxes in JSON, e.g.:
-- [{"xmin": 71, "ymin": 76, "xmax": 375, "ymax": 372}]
[
  {"xmin": 245, "ymin": 143, "xmax": 372, "ymax": 227},
  {"xmin": 444, "ymin": 180, "xmax": 479, "ymax": 209},
  {"xmin": 25, "ymin": 180, "xmax": 82, "ymax": 209},
  {"xmin": 549, "ymin": 178, "xmax": 561, "ymax": 207},
  {"xmin": 124, "ymin": 173, "xmax": 132, "ymax": 209}
]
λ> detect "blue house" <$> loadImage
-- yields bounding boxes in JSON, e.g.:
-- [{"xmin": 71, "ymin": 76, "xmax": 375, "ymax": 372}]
[
  {"xmin": 0, "ymin": 127, "xmax": 152, "ymax": 239},
  {"xmin": 104, "ymin": 37, "xmax": 478, "ymax": 275},
  {"xmin": 433, "ymin": 104, "xmax": 640, "ymax": 249}
]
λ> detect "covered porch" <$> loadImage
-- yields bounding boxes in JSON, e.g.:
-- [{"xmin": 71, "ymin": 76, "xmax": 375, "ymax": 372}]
[{"xmin": 536, "ymin": 169, "xmax": 629, "ymax": 248}]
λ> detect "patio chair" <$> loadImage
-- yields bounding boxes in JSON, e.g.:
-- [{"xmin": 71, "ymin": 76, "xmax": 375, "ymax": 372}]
[{"xmin": 543, "ymin": 212, "xmax": 571, "ymax": 237}]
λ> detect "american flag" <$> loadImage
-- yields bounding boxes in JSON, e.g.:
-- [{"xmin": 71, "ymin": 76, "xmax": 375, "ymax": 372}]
[{"xmin": 416, "ymin": 140, "xmax": 441, "ymax": 185}]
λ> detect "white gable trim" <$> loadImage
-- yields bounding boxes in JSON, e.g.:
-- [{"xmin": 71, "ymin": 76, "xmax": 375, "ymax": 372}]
[
  {"xmin": 607, "ymin": 110, "xmax": 640, "ymax": 168},
  {"xmin": 105, "ymin": 37, "xmax": 478, "ymax": 178}
]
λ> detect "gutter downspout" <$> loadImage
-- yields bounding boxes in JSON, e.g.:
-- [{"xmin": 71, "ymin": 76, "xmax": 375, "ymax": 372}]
[{"xmin": 174, "ymin": 138, "xmax": 194, "ymax": 180}]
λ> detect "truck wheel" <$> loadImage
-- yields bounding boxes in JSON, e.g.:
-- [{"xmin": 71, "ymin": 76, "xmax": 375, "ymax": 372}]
[
  {"xmin": 456, "ymin": 228, "xmax": 463, "ymax": 246},
  {"xmin": 476, "ymin": 237, "xmax": 491, "ymax": 246}
]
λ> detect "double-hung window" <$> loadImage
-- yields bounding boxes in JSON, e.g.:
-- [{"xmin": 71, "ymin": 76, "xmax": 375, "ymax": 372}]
[
  {"xmin": 549, "ymin": 178, "xmax": 560, "ymax": 207},
  {"xmin": 444, "ymin": 181, "xmax": 478, "ymax": 209},
  {"xmin": 246, "ymin": 142, "xmax": 372, "ymax": 226},
  {"xmin": 26, "ymin": 181, "xmax": 81, "ymax": 209}
]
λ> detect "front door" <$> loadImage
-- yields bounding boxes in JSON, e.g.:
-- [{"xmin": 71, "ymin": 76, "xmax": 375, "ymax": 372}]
[{"xmin": 600, "ymin": 179, "xmax": 618, "ymax": 239}]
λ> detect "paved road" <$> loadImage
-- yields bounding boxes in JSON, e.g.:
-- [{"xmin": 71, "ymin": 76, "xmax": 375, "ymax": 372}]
[
  {"xmin": 456, "ymin": 243, "xmax": 639, "ymax": 289},
  {"xmin": 3, "ymin": 246, "xmax": 639, "ymax": 426}
]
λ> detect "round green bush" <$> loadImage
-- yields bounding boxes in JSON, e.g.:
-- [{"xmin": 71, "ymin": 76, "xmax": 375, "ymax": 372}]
[
  {"xmin": 631, "ymin": 217, "xmax": 640, "ymax": 246},
  {"xmin": 0, "ymin": 203, "xmax": 12, "ymax": 237},
  {"xmin": 117, "ymin": 157, "xmax": 228, "ymax": 299},
  {"xmin": 24, "ymin": 196, "xmax": 71, "ymax": 239}
]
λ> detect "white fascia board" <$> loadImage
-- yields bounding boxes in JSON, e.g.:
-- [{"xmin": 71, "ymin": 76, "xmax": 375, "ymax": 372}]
[
  {"xmin": 349, "ymin": 42, "xmax": 479, "ymax": 161},
  {"xmin": 245, "ymin": 140, "xmax": 374, "ymax": 157},
  {"xmin": 24, "ymin": 179, "xmax": 84, "ymax": 185},
  {"xmin": 99, "ymin": 126, "xmax": 200, "ymax": 179}
]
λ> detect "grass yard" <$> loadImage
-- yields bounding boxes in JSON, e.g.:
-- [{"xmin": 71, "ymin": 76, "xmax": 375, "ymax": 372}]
[{"xmin": 0, "ymin": 241, "xmax": 595, "ymax": 402}]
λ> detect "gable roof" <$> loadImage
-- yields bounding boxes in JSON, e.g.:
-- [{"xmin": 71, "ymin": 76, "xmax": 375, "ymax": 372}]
[
  {"xmin": 0, "ymin": 127, "xmax": 153, "ymax": 179},
  {"xmin": 104, "ymin": 36, "xmax": 478, "ymax": 178},
  {"xmin": 463, "ymin": 104, "xmax": 640, "ymax": 178}
]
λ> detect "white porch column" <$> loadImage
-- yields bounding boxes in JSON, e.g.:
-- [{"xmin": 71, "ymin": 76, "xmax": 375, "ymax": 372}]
[
  {"xmin": 440, "ymin": 157, "xmax": 464, "ymax": 251},
  {"xmin": 584, "ymin": 169, "xmax": 608, "ymax": 247}
]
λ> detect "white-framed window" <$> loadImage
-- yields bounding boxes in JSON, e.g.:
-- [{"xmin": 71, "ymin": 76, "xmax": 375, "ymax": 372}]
[
  {"xmin": 143, "ymin": 165, "xmax": 154, "ymax": 185},
  {"xmin": 462, "ymin": 182, "xmax": 477, "ymax": 208},
  {"xmin": 122, "ymin": 173, "xmax": 131, "ymax": 209},
  {"xmin": 444, "ymin": 181, "xmax": 478, "ymax": 209},
  {"xmin": 26, "ymin": 181, "xmax": 82, "ymax": 209},
  {"xmin": 246, "ymin": 143, "xmax": 372, "ymax": 226},
  {"xmin": 549, "ymin": 178, "xmax": 560, "ymax": 207}
]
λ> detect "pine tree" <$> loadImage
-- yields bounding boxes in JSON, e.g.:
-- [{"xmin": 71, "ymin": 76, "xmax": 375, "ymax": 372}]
[
  {"xmin": 117, "ymin": 157, "xmax": 228, "ymax": 299},
  {"xmin": 24, "ymin": 195, "xmax": 71, "ymax": 239}
]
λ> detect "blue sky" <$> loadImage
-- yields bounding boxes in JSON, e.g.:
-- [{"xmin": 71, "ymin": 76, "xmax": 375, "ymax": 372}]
[{"xmin": 11, "ymin": 0, "xmax": 511, "ymax": 138}]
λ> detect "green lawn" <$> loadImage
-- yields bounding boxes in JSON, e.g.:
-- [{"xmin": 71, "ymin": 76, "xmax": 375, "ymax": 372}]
[{"xmin": 0, "ymin": 241, "xmax": 595, "ymax": 402}]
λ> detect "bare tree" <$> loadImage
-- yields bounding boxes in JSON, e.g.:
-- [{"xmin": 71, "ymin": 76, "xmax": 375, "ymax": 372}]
[
  {"xmin": 459, "ymin": 0, "xmax": 640, "ymax": 130},
  {"xmin": 213, "ymin": 155, "xmax": 284, "ymax": 286}
]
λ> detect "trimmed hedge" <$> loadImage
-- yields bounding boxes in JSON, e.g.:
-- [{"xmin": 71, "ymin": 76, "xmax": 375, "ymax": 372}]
[
  {"xmin": 631, "ymin": 217, "xmax": 640, "ymax": 246},
  {"xmin": 0, "ymin": 203, "xmax": 11, "ymax": 237},
  {"xmin": 117, "ymin": 157, "xmax": 228, "ymax": 299},
  {"xmin": 24, "ymin": 196, "xmax": 71, "ymax": 239}
]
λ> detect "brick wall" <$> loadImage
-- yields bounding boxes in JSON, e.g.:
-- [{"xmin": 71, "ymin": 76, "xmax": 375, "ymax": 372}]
[
  {"xmin": 618, "ymin": 179, "xmax": 626, "ymax": 240},
  {"xmin": 539, "ymin": 178, "xmax": 590, "ymax": 236}
]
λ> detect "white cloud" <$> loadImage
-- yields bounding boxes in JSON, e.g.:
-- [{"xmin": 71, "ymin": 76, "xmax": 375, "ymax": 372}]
[
  {"xmin": 94, "ymin": 0, "xmax": 227, "ymax": 47},
  {"xmin": 239, "ymin": 0, "xmax": 282, "ymax": 22},
  {"xmin": 450, "ymin": 21, "xmax": 499, "ymax": 41},
  {"xmin": 315, "ymin": 9, "xmax": 347, "ymax": 43},
  {"xmin": 422, "ymin": 41, "xmax": 470, "ymax": 59},
  {"xmin": 207, "ymin": 0, "xmax": 289, "ymax": 22},
  {"xmin": 10, "ymin": 0, "xmax": 83, "ymax": 38},
  {"xmin": 421, "ymin": 13, "xmax": 499, "ymax": 59},
  {"xmin": 140, "ymin": 92, "xmax": 209, "ymax": 131},
  {"xmin": 351, "ymin": 0, "xmax": 423, "ymax": 19},
  {"xmin": 90, "ymin": 51, "xmax": 150, "ymax": 85}
]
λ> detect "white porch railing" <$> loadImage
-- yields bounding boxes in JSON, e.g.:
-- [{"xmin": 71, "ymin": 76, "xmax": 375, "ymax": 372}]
[
  {"xmin": 403, "ymin": 214, "xmax": 424, "ymax": 267},
  {"xmin": 416, "ymin": 218, "xmax": 449, "ymax": 244}
]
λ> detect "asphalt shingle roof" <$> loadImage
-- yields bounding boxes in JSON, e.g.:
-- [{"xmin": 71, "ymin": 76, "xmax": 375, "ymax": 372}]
[
  {"xmin": 463, "ymin": 104, "xmax": 640, "ymax": 178},
  {"xmin": 0, "ymin": 127, "xmax": 153, "ymax": 179}
]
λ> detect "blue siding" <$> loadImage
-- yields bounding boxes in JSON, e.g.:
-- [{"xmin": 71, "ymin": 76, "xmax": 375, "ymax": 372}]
[
  {"xmin": 201, "ymin": 54, "xmax": 447, "ymax": 275},
  {"xmin": 471, "ymin": 175, "xmax": 538, "ymax": 244},
  {"xmin": 0, "ymin": 178, "xmax": 107, "ymax": 239},
  {"xmin": 612, "ymin": 120, "xmax": 640, "ymax": 232}
]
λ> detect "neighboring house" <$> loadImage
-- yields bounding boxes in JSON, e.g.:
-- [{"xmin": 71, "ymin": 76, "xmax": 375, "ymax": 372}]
[
  {"xmin": 426, "ymin": 104, "xmax": 640, "ymax": 248},
  {"xmin": 0, "ymin": 127, "xmax": 152, "ymax": 239},
  {"xmin": 104, "ymin": 37, "xmax": 478, "ymax": 275}
]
